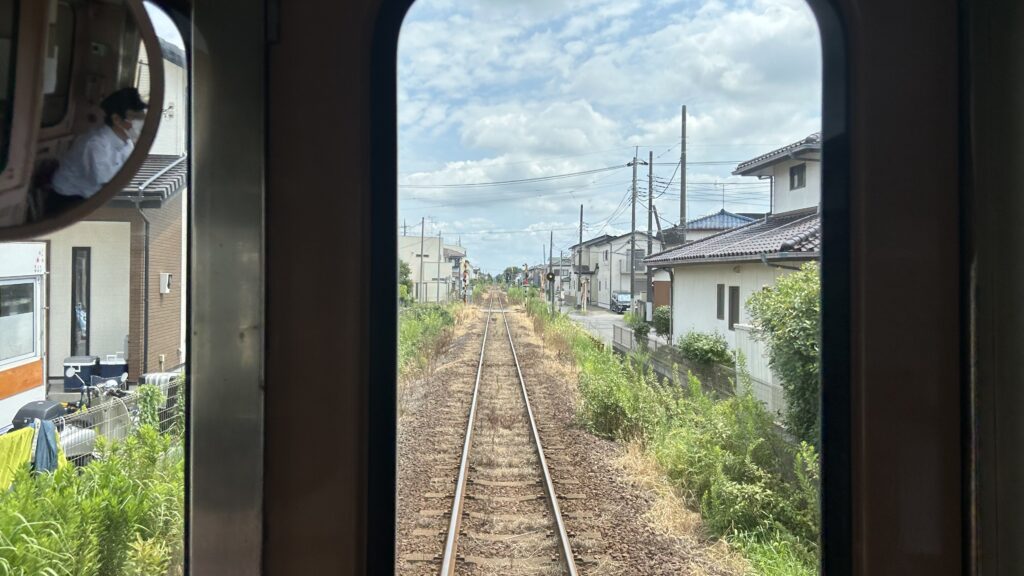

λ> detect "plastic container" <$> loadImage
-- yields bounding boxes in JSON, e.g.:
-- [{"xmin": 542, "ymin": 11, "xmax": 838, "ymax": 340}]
[
  {"xmin": 63, "ymin": 356, "xmax": 98, "ymax": 391},
  {"xmin": 98, "ymin": 354, "xmax": 128, "ymax": 380}
]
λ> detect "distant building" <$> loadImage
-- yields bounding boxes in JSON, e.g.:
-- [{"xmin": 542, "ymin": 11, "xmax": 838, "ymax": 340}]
[
  {"xmin": 570, "ymin": 232, "xmax": 662, "ymax": 309},
  {"xmin": 659, "ymin": 209, "xmax": 757, "ymax": 247}
]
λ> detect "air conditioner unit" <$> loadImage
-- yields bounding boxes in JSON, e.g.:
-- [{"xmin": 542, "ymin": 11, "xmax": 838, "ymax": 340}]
[{"xmin": 160, "ymin": 272, "xmax": 173, "ymax": 294}]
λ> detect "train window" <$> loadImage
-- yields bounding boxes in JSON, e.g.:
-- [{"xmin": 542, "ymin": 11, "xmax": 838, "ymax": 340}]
[
  {"xmin": 0, "ymin": 281, "xmax": 36, "ymax": 363},
  {"xmin": 0, "ymin": 0, "xmax": 16, "ymax": 174},
  {"xmin": 40, "ymin": 1, "xmax": 75, "ymax": 128},
  {"xmin": 396, "ymin": 0, "xmax": 823, "ymax": 573}
]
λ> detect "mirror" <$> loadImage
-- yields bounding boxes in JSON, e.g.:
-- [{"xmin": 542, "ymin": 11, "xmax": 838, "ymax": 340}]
[{"xmin": 0, "ymin": 0, "xmax": 164, "ymax": 234}]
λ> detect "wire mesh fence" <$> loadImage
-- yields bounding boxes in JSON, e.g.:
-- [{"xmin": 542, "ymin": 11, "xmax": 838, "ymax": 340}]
[{"xmin": 55, "ymin": 374, "xmax": 183, "ymax": 465}]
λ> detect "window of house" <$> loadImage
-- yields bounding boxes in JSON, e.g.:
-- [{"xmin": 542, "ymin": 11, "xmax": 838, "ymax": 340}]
[
  {"xmin": 790, "ymin": 163, "xmax": 807, "ymax": 190},
  {"xmin": 717, "ymin": 284, "xmax": 725, "ymax": 319},
  {"xmin": 728, "ymin": 285, "xmax": 740, "ymax": 331},
  {"xmin": 70, "ymin": 247, "xmax": 90, "ymax": 356},
  {"xmin": 632, "ymin": 249, "xmax": 645, "ymax": 272},
  {"xmin": 0, "ymin": 280, "xmax": 35, "ymax": 364},
  {"xmin": 0, "ymin": 0, "xmax": 17, "ymax": 174},
  {"xmin": 41, "ymin": 1, "xmax": 75, "ymax": 127},
  {"xmin": 604, "ymin": 249, "xmax": 609, "ymax": 261}
]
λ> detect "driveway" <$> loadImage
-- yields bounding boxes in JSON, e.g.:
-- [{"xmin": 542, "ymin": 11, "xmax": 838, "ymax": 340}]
[{"xmin": 565, "ymin": 306, "xmax": 628, "ymax": 347}]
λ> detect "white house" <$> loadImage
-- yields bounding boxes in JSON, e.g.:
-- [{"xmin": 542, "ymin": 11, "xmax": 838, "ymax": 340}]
[
  {"xmin": 399, "ymin": 235, "xmax": 471, "ymax": 303},
  {"xmin": 570, "ymin": 232, "xmax": 662, "ymax": 310},
  {"xmin": 645, "ymin": 132, "xmax": 821, "ymax": 414}
]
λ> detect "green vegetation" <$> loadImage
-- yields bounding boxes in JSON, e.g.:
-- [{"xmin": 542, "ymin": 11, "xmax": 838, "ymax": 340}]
[
  {"xmin": 523, "ymin": 304, "xmax": 819, "ymax": 575},
  {"xmin": 653, "ymin": 305, "xmax": 672, "ymax": 339},
  {"xmin": 677, "ymin": 331, "xmax": 733, "ymax": 366},
  {"xmin": 747, "ymin": 262, "xmax": 821, "ymax": 444},
  {"xmin": 0, "ymin": 387, "xmax": 184, "ymax": 575},
  {"xmin": 624, "ymin": 311, "xmax": 650, "ymax": 351},
  {"xmin": 398, "ymin": 304, "xmax": 459, "ymax": 378}
]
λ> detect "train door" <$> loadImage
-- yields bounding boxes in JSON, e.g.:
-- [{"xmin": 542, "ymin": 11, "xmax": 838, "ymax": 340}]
[{"xmin": 0, "ymin": 242, "xmax": 46, "ymax": 429}]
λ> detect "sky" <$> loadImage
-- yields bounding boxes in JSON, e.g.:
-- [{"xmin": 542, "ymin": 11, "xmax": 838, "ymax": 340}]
[
  {"xmin": 398, "ymin": 0, "xmax": 821, "ymax": 274},
  {"xmin": 144, "ymin": 2, "xmax": 185, "ymax": 49}
]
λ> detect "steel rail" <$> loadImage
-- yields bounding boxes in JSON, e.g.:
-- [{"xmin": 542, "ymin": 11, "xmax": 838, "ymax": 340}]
[
  {"xmin": 497, "ymin": 298, "xmax": 579, "ymax": 576},
  {"xmin": 439, "ymin": 295, "xmax": 493, "ymax": 576}
]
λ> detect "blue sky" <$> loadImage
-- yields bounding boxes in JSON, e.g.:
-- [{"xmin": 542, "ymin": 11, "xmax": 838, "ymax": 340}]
[{"xmin": 398, "ymin": 0, "xmax": 823, "ymax": 273}]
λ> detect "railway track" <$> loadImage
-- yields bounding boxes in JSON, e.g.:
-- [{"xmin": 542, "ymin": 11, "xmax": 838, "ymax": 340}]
[{"xmin": 438, "ymin": 293, "xmax": 578, "ymax": 576}]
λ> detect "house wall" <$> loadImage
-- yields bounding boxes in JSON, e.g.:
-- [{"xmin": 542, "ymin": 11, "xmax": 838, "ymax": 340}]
[
  {"xmin": 593, "ymin": 234, "xmax": 662, "ymax": 308},
  {"xmin": 398, "ymin": 235, "xmax": 451, "ymax": 303},
  {"xmin": 669, "ymin": 261, "xmax": 798, "ymax": 349},
  {"xmin": 772, "ymin": 158, "xmax": 821, "ymax": 214},
  {"xmin": 39, "ymin": 221, "xmax": 131, "ymax": 378},
  {"xmin": 142, "ymin": 192, "xmax": 185, "ymax": 373}
]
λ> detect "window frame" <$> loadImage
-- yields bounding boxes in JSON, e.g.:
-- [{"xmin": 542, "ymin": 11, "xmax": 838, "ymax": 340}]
[
  {"xmin": 728, "ymin": 285, "xmax": 740, "ymax": 331},
  {"xmin": 0, "ymin": 0, "xmax": 20, "ymax": 175},
  {"xmin": 0, "ymin": 277, "xmax": 38, "ymax": 367},
  {"xmin": 39, "ymin": 0, "xmax": 75, "ymax": 128},
  {"xmin": 716, "ymin": 283, "xmax": 725, "ymax": 320},
  {"xmin": 790, "ymin": 162, "xmax": 807, "ymax": 190},
  {"xmin": 70, "ymin": 246, "xmax": 90, "ymax": 356}
]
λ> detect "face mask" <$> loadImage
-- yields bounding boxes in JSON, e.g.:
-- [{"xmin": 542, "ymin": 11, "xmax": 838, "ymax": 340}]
[{"xmin": 127, "ymin": 118, "xmax": 144, "ymax": 142}]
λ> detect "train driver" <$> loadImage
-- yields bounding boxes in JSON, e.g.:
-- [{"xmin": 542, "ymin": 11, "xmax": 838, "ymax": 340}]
[{"xmin": 47, "ymin": 87, "xmax": 148, "ymax": 214}]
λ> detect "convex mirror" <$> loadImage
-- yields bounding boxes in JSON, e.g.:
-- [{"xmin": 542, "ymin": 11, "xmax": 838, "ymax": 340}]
[{"xmin": 0, "ymin": 0, "xmax": 164, "ymax": 234}]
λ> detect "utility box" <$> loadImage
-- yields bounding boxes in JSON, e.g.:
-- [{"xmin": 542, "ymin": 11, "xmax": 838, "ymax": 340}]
[
  {"xmin": 63, "ymin": 356, "xmax": 98, "ymax": 391},
  {"xmin": 160, "ymin": 272, "xmax": 173, "ymax": 294}
]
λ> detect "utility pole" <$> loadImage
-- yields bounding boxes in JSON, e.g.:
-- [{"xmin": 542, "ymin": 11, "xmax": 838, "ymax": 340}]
[
  {"xmin": 680, "ymin": 104, "xmax": 687, "ymax": 244},
  {"xmin": 402, "ymin": 220, "xmax": 407, "ymax": 236},
  {"xmin": 646, "ymin": 149, "xmax": 654, "ymax": 318},
  {"xmin": 418, "ymin": 217, "xmax": 425, "ymax": 302},
  {"xmin": 436, "ymin": 231, "xmax": 442, "ymax": 303},
  {"xmin": 627, "ymin": 148, "xmax": 648, "ymax": 313},
  {"xmin": 549, "ymin": 230, "xmax": 555, "ymax": 316},
  {"xmin": 578, "ymin": 204, "xmax": 583, "ymax": 303}
]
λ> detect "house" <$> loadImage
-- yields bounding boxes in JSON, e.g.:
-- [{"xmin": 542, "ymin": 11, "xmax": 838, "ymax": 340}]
[
  {"xmin": 659, "ymin": 209, "xmax": 757, "ymax": 247},
  {"xmin": 13, "ymin": 39, "xmax": 190, "ymax": 389},
  {"xmin": 645, "ymin": 133, "xmax": 821, "ymax": 413},
  {"xmin": 570, "ymin": 232, "xmax": 662, "ymax": 310}
]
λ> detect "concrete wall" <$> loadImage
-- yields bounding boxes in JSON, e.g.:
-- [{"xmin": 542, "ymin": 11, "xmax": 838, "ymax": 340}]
[
  {"xmin": 40, "ymin": 221, "xmax": 131, "ymax": 377},
  {"xmin": 772, "ymin": 158, "xmax": 821, "ymax": 214},
  {"xmin": 669, "ymin": 261, "xmax": 796, "ymax": 349}
]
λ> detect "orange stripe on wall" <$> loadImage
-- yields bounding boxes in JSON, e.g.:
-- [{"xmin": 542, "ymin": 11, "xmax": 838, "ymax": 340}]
[{"xmin": 0, "ymin": 359, "xmax": 44, "ymax": 400}]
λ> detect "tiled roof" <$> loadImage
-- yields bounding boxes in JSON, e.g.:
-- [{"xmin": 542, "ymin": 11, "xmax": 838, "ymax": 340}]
[
  {"xmin": 645, "ymin": 207, "xmax": 820, "ymax": 265},
  {"xmin": 733, "ymin": 132, "xmax": 821, "ymax": 175},
  {"xmin": 685, "ymin": 209, "xmax": 755, "ymax": 230},
  {"xmin": 114, "ymin": 155, "xmax": 187, "ymax": 208}
]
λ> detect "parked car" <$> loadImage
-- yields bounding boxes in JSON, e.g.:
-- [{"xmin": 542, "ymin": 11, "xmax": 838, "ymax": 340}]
[{"xmin": 611, "ymin": 291, "xmax": 632, "ymax": 314}]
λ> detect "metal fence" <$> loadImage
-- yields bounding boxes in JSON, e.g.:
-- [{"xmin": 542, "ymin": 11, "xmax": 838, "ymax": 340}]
[{"xmin": 56, "ymin": 373, "xmax": 183, "ymax": 465}]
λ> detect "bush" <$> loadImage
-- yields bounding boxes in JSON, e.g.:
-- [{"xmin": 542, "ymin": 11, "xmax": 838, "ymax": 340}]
[
  {"xmin": 520, "ymin": 303, "xmax": 819, "ymax": 573},
  {"xmin": 653, "ymin": 305, "xmax": 671, "ymax": 338},
  {"xmin": 677, "ymin": 331, "xmax": 733, "ymax": 366},
  {"xmin": 746, "ymin": 262, "xmax": 821, "ymax": 444},
  {"xmin": 0, "ymin": 425, "xmax": 184, "ymax": 575},
  {"xmin": 397, "ymin": 304, "xmax": 458, "ymax": 377}
]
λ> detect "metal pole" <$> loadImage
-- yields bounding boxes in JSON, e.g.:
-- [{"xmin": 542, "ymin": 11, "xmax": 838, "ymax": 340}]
[
  {"xmin": 630, "ymin": 147, "xmax": 638, "ymax": 311},
  {"xmin": 418, "ymin": 217, "xmax": 425, "ymax": 302},
  {"xmin": 578, "ymin": 204, "xmax": 583, "ymax": 302},
  {"xmin": 436, "ymin": 231, "xmax": 442, "ymax": 302},
  {"xmin": 550, "ymin": 230, "xmax": 555, "ymax": 317},
  {"xmin": 680, "ymin": 104, "xmax": 687, "ymax": 244},
  {"xmin": 646, "ymin": 149, "xmax": 653, "ymax": 318}
]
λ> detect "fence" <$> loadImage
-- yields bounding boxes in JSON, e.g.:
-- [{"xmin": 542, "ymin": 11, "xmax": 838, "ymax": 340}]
[
  {"xmin": 733, "ymin": 324, "xmax": 786, "ymax": 417},
  {"xmin": 612, "ymin": 324, "xmax": 736, "ymax": 398},
  {"xmin": 56, "ymin": 374, "xmax": 183, "ymax": 465}
]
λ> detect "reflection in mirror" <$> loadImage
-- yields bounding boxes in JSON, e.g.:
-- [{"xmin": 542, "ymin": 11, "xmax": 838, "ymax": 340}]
[
  {"xmin": 0, "ymin": 0, "xmax": 15, "ymax": 175},
  {"xmin": 0, "ymin": 0, "xmax": 162, "ymax": 229}
]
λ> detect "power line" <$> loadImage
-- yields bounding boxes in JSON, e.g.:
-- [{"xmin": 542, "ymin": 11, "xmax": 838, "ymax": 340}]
[{"xmin": 399, "ymin": 165, "xmax": 625, "ymax": 189}]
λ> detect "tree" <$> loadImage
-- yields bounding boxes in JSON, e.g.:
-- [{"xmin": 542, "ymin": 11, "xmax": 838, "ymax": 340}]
[
  {"xmin": 746, "ymin": 261, "xmax": 821, "ymax": 443},
  {"xmin": 399, "ymin": 261, "xmax": 413, "ymax": 304}
]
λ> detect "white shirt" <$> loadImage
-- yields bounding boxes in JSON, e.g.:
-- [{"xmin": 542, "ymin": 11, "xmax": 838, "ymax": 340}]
[{"xmin": 51, "ymin": 124, "xmax": 134, "ymax": 198}]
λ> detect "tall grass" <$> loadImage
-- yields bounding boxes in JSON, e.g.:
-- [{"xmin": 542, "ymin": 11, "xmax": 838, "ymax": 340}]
[
  {"xmin": 397, "ymin": 303, "xmax": 460, "ymax": 378},
  {"xmin": 0, "ymin": 424, "xmax": 184, "ymax": 575},
  {"xmin": 522, "ymin": 304, "xmax": 819, "ymax": 575}
]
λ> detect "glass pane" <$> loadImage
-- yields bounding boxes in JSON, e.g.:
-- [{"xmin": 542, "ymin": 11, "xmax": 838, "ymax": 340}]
[
  {"xmin": 0, "ymin": 282, "xmax": 34, "ymax": 362},
  {"xmin": 40, "ymin": 2, "xmax": 75, "ymax": 127},
  {"xmin": 398, "ymin": 1, "xmax": 823, "ymax": 573},
  {"xmin": 70, "ymin": 247, "xmax": 90, "ymax": 356},
  {"xmin": 0, "ymin": 0, "xmax": 17, "ymax": 174}
]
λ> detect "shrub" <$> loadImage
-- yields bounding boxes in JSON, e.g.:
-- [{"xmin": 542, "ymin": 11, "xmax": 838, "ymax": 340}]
[
  {"xmin": 746, "ymin": 262, "xmax": 821, "ymax": 444},
  {"xmin": 677, "ymin": 331, "xmax": 733, "ymax": 366},
  {"xmin": 653, "ymin": 305, "xmax": 671, "ymax": 338},
  {"xmin": 397, "ymin": 304, "xmax": 458, "ymax": 378}
]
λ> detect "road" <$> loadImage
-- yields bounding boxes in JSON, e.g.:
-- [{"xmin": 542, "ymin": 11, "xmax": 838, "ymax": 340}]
[{"xmin": 564, "ymin": 305, "xmax": 628, "ymax": 347}]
